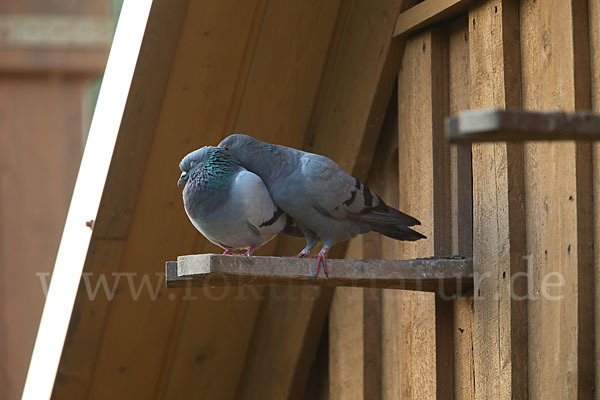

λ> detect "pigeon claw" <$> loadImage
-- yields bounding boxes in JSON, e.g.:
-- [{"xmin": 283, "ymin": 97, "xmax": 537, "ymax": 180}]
[
  {"xmin": 313, "ymin": 254, "xmax": 328, "ymax": 279},
  {"xmin": 242, "ymin": 245, "xmax": 257, "ymax": 256}
]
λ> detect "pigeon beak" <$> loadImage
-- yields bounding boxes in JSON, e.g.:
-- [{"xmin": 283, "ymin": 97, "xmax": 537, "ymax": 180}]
[{"xmin": 177, "ymin": 171, "xmax": 188, "ymax": 187}]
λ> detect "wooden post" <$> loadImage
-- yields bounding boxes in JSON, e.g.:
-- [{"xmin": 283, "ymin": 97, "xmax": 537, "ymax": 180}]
[{"xmin": 469, "ymin": 1, "xmax": 527, "ymax": 399}]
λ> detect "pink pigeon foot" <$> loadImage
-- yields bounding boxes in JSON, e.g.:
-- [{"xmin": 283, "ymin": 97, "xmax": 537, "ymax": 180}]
[
  {"xmin": 223, "ymin": 250, "xmax": 234, "ymax": 255},
  {"xmin": 312, "ymin": 246, "xmax": 330, "ymax": 279},
  {"xmin": 242, "ymin": 245, "xmax": 257, "ymax": 256}
]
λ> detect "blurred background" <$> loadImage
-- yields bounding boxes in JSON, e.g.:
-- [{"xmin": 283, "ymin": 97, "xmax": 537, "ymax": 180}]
[{"xmin": 0, "ymin": 1, "xmax": 122, "ymax": 398}]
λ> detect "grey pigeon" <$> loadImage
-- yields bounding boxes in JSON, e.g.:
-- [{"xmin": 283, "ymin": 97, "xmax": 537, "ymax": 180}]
[
  {"xmin": 218, "ymin": 134, "xmax": 426, "ymax": 277},
  {"xmin": 178, "ymin": 146, "xmax": 300, "ymax": 256}
]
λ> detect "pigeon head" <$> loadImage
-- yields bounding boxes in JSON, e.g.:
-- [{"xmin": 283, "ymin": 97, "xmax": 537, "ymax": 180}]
[
  {"xmin": 219, "ymin": 134, "xmax": 268, "ymax": 168},
  {"xmin": 177, "ymin": 146, "xmax": 238, "ymax": 187}
]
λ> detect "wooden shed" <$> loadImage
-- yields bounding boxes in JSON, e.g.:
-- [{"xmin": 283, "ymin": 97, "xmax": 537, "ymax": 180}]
[{"xmin": 24, "ymin": 0, "xmax": 600, "ymax": 398}]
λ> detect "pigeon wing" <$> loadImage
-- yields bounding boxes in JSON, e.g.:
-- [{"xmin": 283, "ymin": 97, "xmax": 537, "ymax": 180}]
[{"xmin": 299, "ymin": 154, "xmax": 421, "ymax": 227}]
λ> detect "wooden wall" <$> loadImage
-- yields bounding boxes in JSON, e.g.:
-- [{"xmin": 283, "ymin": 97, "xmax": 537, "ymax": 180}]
[{"xmin": 329, "ymin": 0, "xmax": 599, "ymax": 398}]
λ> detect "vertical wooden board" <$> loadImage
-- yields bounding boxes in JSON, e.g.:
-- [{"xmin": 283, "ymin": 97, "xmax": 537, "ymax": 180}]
[
  {"xmin": 448, "ymin": 17, "xmax": 472, "ymax": 257},
  {"xmin": 520, "ymin": 0, "xmax": 593, "ymax": 397},
  {"xmin": 329, "ymin": 288, "xmax": 366, "ymax": 400},
  {"xmin": 448, "ymin": 18, "xmax": 475, "ymax": 400},
  {"xmin": 382, "ymin": 290, "xmax": 435, "ymax": 400},
  {"xmin": 468, "ymin": 1, "xmax": 527, "ymax": 399},
  {"xmin": 453, "ymin": 295, "xmax": 475, "ymax": 400},
  {"xmin": 397, "ymin": 30, "xmax": 451, "ymax": 259},
  {"xmin": 383, "ymin": 29, "xmax": 453, "ymax": 399},
  {"xmin": 83, "ymin": 1, "xmax": 271, "ymax": 399},
  {"xmin": 0, "ymin": 77, "xmax": 86, "ymax": 400},
  {"xmin": 590, "ymin": 0, "xmax": 600, "ymax": 394}
]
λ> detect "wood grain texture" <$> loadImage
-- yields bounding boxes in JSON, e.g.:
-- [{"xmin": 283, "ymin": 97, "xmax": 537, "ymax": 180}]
[
  {"xmin": 169, "ymin": 255, "xmax": 473, "ymax": 294},
  {"xmin": 447, "ymin": 109, "xmax": 600, "ymax": 142},
  {"xmin": 394, "ymin": 0, "xmax": 474, "ymax": 37},
  {"xmin": 448, "ymin": 17, "xmax": 474, "ymax": 400},
  {"xmin": 236, "ymin": 286, "xmax": 332, "ymax": 400},
  {"xmin": 329, "ymin": 287, "xmax": 381, "ymax": 400},
  {"xmin": 590, "ymin": 0, "xmax": 600, "ymax": 394},
  {"xmin": 393, "ymin": 29, "xmax": 454, "ymax": 399},
  {"xmin": 468, "ymin": 1, "xmax": 527, "ymax": 399},
  {"xmin": 520, "ymin": 0, "xmax": 593, "ymax": 397},
  {"xmin": 305, "ymin": 0, "xmax": 419, "ymax": 180}
]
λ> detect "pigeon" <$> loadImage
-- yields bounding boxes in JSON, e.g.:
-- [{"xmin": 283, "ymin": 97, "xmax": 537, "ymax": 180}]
[
  {"xmin": 218, "ymin": 134, "xmax": 426, "ymax": 278},
  {"xmin": 178, "ymin": 146, "xmax": 301, "ymax": 256}
]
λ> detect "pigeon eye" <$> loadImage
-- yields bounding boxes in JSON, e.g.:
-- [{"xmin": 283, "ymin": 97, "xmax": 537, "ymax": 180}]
[{"xmin": 224, "ymin": 145, "xmax": 230, "ymax": 151}]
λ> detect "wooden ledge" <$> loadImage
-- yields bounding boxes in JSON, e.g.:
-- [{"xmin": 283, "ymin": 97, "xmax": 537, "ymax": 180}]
[
  {"xmin": 166, "ymin": 254, "xmax": 473, "ymax": 295},
  {"xmin": 446, "ymin": 109, "xmax": 600, "ymax": 142},
  {"xmin": 393, "ymin": 0, "xmax": 474, "ymax": 38}
]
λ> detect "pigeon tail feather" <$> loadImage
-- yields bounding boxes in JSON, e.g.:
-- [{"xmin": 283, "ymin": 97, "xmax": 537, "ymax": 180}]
[{"xmin": 372, "ymin": 224, "xmax": 426, "ymax": 241}]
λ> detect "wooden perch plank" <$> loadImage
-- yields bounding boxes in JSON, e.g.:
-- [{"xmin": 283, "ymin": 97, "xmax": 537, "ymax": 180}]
[
  {"xmin": 393, "ymin": 0, "xmax": 474, "ymax": 37},
  {"xmin": 167, "ymin": 255, "xmax": 473, "ymax": 295},
  {"xmin": 446, "ymin": 109, "xmax": 600, "ymax": 142}
]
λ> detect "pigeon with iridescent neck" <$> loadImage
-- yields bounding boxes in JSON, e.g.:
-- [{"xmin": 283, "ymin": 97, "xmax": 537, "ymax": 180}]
[
  {"xmin": 219, "ymin": 134, "xmax": 426, "ymax": 277},
  {"xmin": 178, "ymin": 146, "xmax": 301, "ymax": 256}
]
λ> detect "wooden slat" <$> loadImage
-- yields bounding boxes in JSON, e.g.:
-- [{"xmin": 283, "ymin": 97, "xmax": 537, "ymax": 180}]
[
  {"xmin": 469, "ymin": 1, "xmax": 527, "ymax": 399},
  {"xmin": 521, "ymin": 0, "xmax": 594, "ymax": 397},
  {"xmin": 446, "ymin": 109, "xmax": 600, "ymax": 142},
  {"xmin": 391, "ymin": 28, "xmax": 453, "ymax": 399},
  {"xmin": 393, "ymin": 0, "xmax": 474, "ymax": 37},
  {"xmin": 168, "ymin": 256, "xmax": 473, "ymax": 294},
  {"xmin": 590, "ymin": 0, "xmax": 600, "ymax": 394},
  {"xmin": 447, "ymin": 16, "xmax": 474, "ymax": 400}
]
